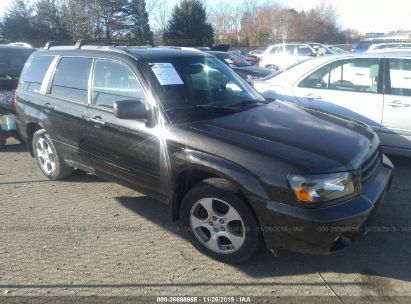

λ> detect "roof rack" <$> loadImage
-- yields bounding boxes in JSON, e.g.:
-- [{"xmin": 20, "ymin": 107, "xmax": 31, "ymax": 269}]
[
  {"xmin": 43, "ymin": 41, "xmax": 75, "ymax": 50},
  {"xmin": 43, "ymin": 39, "xmax": 153, "ymax": 50},
  {"xmin": 74, "ymin": 39, "xmax": 153, "ymax": 49}
]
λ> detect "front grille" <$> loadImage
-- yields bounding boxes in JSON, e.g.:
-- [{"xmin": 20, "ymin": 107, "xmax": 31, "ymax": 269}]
[{"xmin": 361, "ymin": 148, "xmax": 381, "ymax": 183}]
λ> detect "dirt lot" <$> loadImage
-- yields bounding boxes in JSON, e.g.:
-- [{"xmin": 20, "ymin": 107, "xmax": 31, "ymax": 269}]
[{"xmin": 0, "ymin": 138, "xmax": 410, "ymax": 300}]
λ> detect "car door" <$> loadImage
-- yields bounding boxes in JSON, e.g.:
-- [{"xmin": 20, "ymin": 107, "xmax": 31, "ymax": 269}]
[
  {"xmin": 82, "ymin": 59, "xmax": 164, "ymax": 199},
  {"xmin": 380, "ymin": 58, "xmax": 411, "ymax": 151},
  {"xmin": 293, "ymin": 57, "xmax": 384, "ymax": 132},
  {"xmin": 42, "ymin": 56, "xmax": 94, "ymax": 167}
]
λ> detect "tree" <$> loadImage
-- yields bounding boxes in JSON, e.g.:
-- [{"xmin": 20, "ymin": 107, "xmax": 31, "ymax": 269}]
[
  {"xmin": 60, "ymin": 0, "xmax": 99, "ymax": 40},
  {"xmin": 209, "ymin": 0, "xmax": 243, "ymax": 46},
  {"xmin": 125, "ymin": 0, "xmax": 153, "ymax": 45},
  {"xmin": 163, "ymin": 0, "xmax": 214, "ymax": 47},
  {"xmin": 33, "ymin": 0, "xmax": 70, "ymax": 43},
  {"xmin": 94, "ymin": 0, "xmax": 128, "ymax": 39},
  {"xmin": 0, "ymin": 0, "xmax": 36, "ymax": 43}
]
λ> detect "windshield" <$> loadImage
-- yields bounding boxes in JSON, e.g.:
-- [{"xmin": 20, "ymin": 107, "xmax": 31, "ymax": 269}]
[
  {"xmin": 141, "ymin": 57, "xmax": 264, "ymax": 113},
  {"xmin": 311, "ymin": 44, "xmax": 335, "ymax": 55},
  {"xmin": 0, "ymin": 48, "xmax": 34, "ymax": 81},
  {"xmin": 354, "ymin": 41, "xmax": 372, "ymax": 51}
]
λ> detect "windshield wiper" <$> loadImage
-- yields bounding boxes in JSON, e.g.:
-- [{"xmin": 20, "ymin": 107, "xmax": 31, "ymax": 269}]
[
  {"xmin": 165, "ymin": 99, "xmax": 268, "ymax": 113},
  {"xmin": 224, "ymin": 99, "xmax": 268, "ymax": 107},
  {"xmin": 166, "ymin": 104, "xmax": 239, "ymax": 112}
]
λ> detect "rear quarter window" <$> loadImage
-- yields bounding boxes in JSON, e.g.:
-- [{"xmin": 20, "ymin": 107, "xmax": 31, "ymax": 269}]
[{"xmin": 20, "ymin": 55, "xmax": 54, "ymax": 92}]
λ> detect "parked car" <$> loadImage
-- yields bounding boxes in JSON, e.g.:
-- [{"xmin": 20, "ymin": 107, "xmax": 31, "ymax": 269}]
[
  {"xmin": 253, "ymin": 52, "xmax": 411, "ymax": 157},
  {"xmin": 0, "ymin": 45, "xmax": 36, "ymax": 149},
  {"xmin": 354, "ymin": 40, "xmax": 411, "ymax": 53},
  {"xmin": 16, "ymin": 42, "xmax": 393, "ymax": 263},
  {"xmin": 327, "ymin": 45, "xmax": 350, "ymax": 54},
  {"xmin": 259, "ymin": 43, "xmax": 317, "ymax": 70},
  {"xmin": 248, "ymin": 49, "xmax": 264, "ymax": 58},
  {"xmin": 207, "ymin": 51, "xmax": 272, "ymax": 80},
  {"xmin": 228, "ymin": 50, "xmax": 259, "ymax": 65},
  {"xmin": 352, "ymin": 41, "xmax": 373, "ymax": 53},
  {"xmin": 306, "ymin": 42, "xmax": 336, "ymax": 55},
  {"xmin": 367, "ymin": 42, "xmax": 411, "ymax": 52},
  {"xmin": 8, "ymin": 42, "xmax": 33, "ymax": 48}
]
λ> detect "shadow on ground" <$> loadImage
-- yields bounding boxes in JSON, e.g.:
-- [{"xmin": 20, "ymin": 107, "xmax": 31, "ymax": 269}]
[
  {"xmin": 117, "ymin": 155, "xmax": 411, "ymax": 283},
  {"xmin": 1, "ymin": 141, "xmax": 27, "ymax": 153}
]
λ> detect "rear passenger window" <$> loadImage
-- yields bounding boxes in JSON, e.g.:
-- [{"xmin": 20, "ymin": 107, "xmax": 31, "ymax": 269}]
[
  {"xmin": 21, "ymin": 55, "xmax": 54, "ymax": 92},
  {"xmin": 50, "ymin": 57, "xmax": 92, "ymax": 103},
  {"xmin": 91, "ymin": 60, "xmax": 145, "ymax": 109},
  {"xmin": 388, "ymin": 59, "xmax": 411, "ymax": 96}
]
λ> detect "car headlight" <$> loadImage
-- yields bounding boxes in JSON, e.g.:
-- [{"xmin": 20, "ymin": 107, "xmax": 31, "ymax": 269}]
[{"xmin": 288, "ymin": 172, "xmax": 355, "ymax": 203}]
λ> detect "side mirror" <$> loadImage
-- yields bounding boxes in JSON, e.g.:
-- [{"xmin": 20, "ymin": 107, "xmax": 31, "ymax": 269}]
[{"xmin": 113, "ymin": 99, "xmax": 148, "ymax": 120}]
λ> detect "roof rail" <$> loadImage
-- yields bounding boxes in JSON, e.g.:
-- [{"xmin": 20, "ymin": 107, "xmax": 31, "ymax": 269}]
[
  {"xmin": 43, "ymin": 41, "xmax": 75, "ymax": 50},
  {"xmin": 74, "ymin": 39, "xmax": 153, "ymax": 49}
]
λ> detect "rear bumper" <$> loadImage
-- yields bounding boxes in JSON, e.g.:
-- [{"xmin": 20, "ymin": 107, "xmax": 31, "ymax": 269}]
[{"xmin": 252, "ymin": 155, "xmax": 394, "ymax": 255}]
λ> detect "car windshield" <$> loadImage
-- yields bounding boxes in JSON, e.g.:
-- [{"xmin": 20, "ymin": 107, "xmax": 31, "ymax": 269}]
[
  {"xmin": 141, "ymin": 56, "xmax": 264, "ymax": 114},
  {"xmin": 311, "ymin": 44, "xmax": 335, "ymax": 55},
  {"xmin": 0, "ymin": 48, "xmax": 34, "ymax": 81},
  {"xmin": 354, "ymin": 41, "xmax": 372, "ymax": 51}
]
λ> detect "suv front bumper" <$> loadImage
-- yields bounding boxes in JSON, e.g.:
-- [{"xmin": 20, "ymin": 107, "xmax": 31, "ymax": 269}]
[{"xmin": 251, "ymin": 155, "xmax": 394, "ymax": 255}]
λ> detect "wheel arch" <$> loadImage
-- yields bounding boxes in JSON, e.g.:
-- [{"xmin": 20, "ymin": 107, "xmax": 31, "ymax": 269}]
[
  {"xmin": 26, "ymin": 122, "xmax": 45, "ymax": 156},
  {"xmin": 170, "ymin": 150, "xmax": 269, "ymax": 222}
]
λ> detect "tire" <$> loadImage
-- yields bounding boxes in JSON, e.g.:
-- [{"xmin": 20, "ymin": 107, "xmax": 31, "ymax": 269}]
[
  {"xmin": 0, "ymin": 130, "xmax": 6, "ymax": 150},
  {"xmin": 180, "ymin": 178, "xmax": 260, "ymax": 263},
  {"xmin": 32, "ymin": 129, "xmax": 73, "ymax": 180}
]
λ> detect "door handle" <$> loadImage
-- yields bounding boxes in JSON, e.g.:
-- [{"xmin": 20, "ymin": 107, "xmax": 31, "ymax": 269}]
[
  {"xmin": 304, "ymin": 93, "xmax": 322, "ymax": 100},
  {"xmin": 387, "ymin": 100, "xmax": 411, "ymax": 108},
  {"xmin": 85, "ymin": 116, "xmax": 106, "ymax": 127},
  {"xmin": 43, "ymin": 103, "xmax": 54, "ymax": 112}
]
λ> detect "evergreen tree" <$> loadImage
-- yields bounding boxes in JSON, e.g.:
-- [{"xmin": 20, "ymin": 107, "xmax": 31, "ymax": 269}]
[
  {"xmin": 33, "ymin": 0, "xmax": 70, "ymax": 43},
  {"xmin": 126, "ymin": 0, "xmax": 153, "ymax": 45},
  {"xmin": 96, "ymin": 0, "xmax": 129, "ymax": 39},
  {"xmin": 163, "ymin": 0, "xmax": 214, "ymax": 47},
  {"xmin": 0, "ymin": 0, "xmax": 36, "ymax": 43}
]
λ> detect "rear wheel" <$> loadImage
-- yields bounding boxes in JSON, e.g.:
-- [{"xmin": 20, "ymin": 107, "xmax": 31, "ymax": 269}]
[
  {"xmin": 32, "ymin": 129, "xmax": 73, "ymax": 180},
  {"xmin": 180, "ymin": 179, "xmax": 260, "ymax": 263}
]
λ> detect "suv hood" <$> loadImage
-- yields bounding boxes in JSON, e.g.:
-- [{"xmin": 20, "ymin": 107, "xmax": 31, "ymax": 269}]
[{"xmin": 184, "ymin": 101, "xmax": 377, "ymax": 173}]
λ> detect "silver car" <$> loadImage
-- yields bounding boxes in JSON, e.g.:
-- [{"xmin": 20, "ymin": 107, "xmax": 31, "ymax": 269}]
[{"xmin": 253, "ymin": 52, "xmax": 411, "ymax": 157}]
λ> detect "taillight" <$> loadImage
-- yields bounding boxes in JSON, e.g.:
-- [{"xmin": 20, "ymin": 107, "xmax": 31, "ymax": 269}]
[{"xmin": 12, "ymin": 89, "xmax": 17, "ymax": 114}]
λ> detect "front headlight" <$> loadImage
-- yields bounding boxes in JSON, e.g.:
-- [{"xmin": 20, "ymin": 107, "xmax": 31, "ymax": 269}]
[{"xmin": 288, "ymin": 172, "xmax": 355, "ymax": 203}]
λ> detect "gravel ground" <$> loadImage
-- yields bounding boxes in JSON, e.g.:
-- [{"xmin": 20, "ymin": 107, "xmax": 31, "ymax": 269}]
[{"xmin": 0, "ymin": 138, "xmax": 410, "ymax": 301}]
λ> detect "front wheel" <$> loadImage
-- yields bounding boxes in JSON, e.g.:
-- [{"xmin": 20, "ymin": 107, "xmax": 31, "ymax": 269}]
[
  {"xmin": 32, "ymin": 129, "xmax": 73, "ymax": 180},
  {"xmin": 180, "ymin": 179, "xmax": 260, "ymax": 263}
]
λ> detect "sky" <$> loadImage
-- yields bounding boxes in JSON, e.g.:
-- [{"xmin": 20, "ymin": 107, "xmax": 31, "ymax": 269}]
[{"xmin": 0, "ymin": 0, "xmax": 409, "ymax": 34}]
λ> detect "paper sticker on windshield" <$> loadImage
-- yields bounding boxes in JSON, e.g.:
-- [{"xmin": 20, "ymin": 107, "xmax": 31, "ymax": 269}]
[
  {"xmin": 224, "ymin": 58, "xmax": 233, "ymax": 64},
  {"xmin": 150, "ymin": 63, "xmax": 184, "ymax": 85}
]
